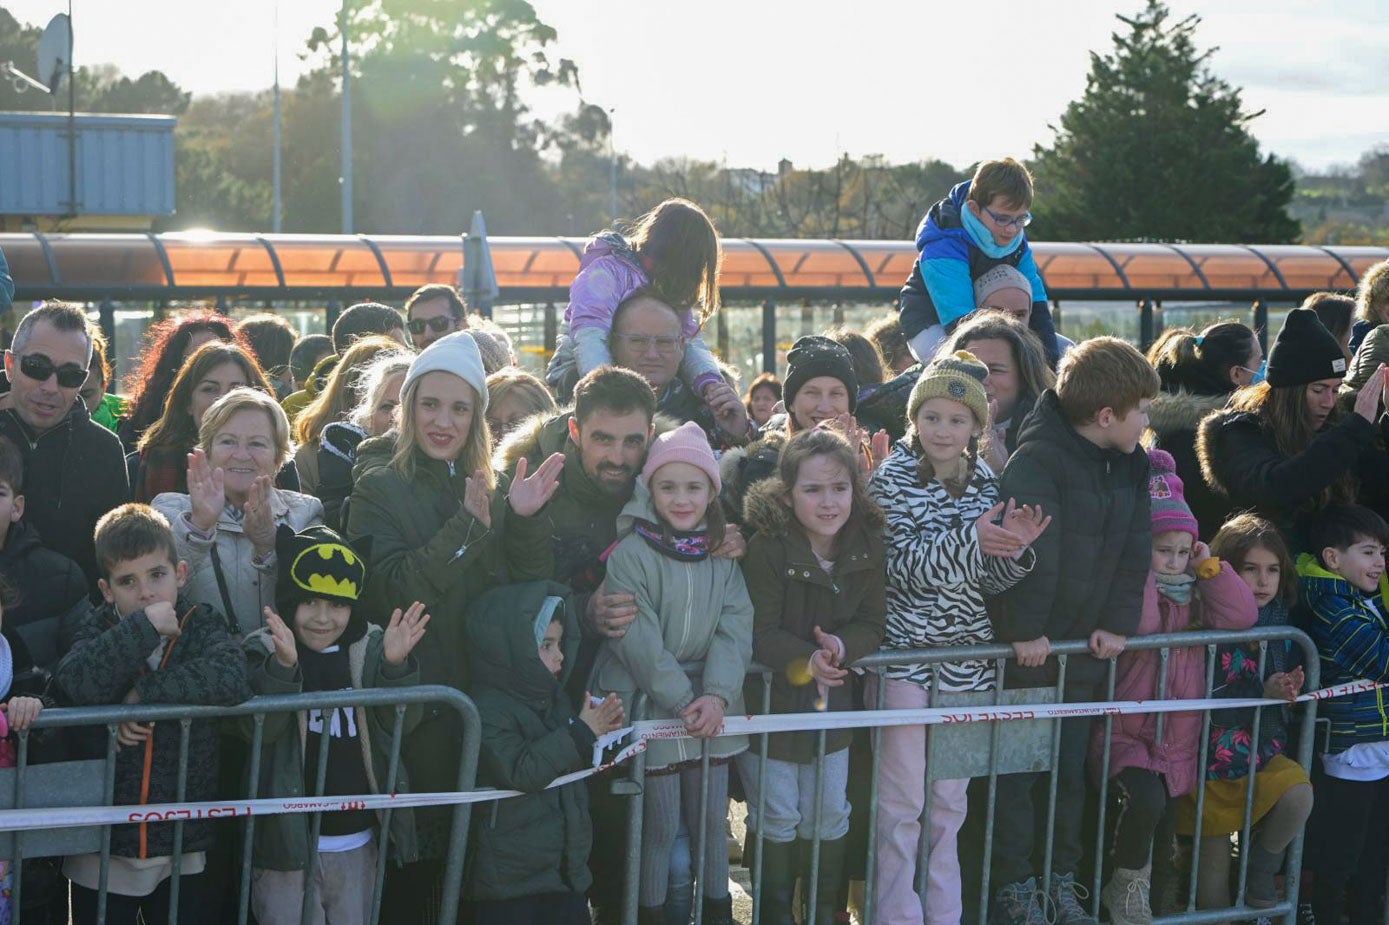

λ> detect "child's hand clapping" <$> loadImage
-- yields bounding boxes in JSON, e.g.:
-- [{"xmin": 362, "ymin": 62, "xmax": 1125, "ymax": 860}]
[
  {"xmin": 383, "ymin": 601, "xmax": 431, "ymax": 666},
  {"xmin": 1002, "ymin": 499, "xmax": 1052, "ymax": 548},
  {"xmin": 144, "ymin": 601, "xmax": 182, "ymax": 639},
  {"xmin": 975, "ymin": 502, "xmax": 1027, "ymax": 558},
  {"xmin": 3, "ymin": 696, "xmax": 43, "ymax": 732},
  {"xmin": 580, "ymin": 691, "xmax": 625, "ymax": 736},
  {"xmin": 680, "ymin": 694, "xmax": 727, "ymax": 739},
  {"xmin": 807, "ymin": 626, "xmax": 848, "ymax": 689},
  {"xmin": 262, "ymin": 607, "xmax": 299, "ymax": 669},
  {"xmin": 1264, "ymin": 666, "xmax": 1305, "ymax": 703}
]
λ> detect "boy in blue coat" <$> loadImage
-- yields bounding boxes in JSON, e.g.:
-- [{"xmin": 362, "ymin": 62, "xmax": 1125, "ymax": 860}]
[
  {"xmin": 1299, "ymin": 504, "xmax": 1389, "ymax": 925},
  {"xmin": 897, "ymin": 158, "xmax": 1060, "ymax": 365}
]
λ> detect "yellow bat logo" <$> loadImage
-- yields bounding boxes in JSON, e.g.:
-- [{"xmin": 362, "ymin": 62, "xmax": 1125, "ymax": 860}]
[{"xmin": 290, "ymin": 543, "xmax": 365, "ymax": 600}]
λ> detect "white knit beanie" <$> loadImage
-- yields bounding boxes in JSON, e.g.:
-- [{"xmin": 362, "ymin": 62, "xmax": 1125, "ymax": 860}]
[{"xmin": 401, "ymin": 331, "xmax": 489, "ymax": 414}]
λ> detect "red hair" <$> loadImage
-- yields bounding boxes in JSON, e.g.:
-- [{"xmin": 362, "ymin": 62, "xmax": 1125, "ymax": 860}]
[{"xmin": 123, "ymin": 313, "xmax": 248, "ymax": 441}]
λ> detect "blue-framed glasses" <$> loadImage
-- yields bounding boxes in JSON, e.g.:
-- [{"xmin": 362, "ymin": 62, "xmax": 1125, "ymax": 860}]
[{"xmin": 983, "ymin": 205, "xmax": 1033, "ymax": 229}]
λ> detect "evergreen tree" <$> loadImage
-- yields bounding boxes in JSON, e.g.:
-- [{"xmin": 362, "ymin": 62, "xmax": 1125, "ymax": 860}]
[{"xmin": 1030, "ymin": 0, "xmax": 1299, "ymax": 243}]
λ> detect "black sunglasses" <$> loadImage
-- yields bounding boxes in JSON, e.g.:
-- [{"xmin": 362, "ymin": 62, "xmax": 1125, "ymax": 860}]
[
  {"xmin": 18, "ymin": 352, "xmax": 88, "ymax": 388},
  {"xmin": 407, "ymin": 316, "xmax": 455, "ymax": 335}
]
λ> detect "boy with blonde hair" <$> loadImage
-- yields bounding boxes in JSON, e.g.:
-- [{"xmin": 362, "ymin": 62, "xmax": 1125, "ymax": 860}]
[{"xmin": 987, "ymin": 337, "xmax": 1159, "ymax": 925}]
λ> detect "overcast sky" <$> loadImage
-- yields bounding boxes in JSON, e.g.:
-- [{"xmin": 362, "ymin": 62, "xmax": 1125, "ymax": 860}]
[{"xmin": 3, "ymin": 0, "xmax": 1385, "ymax": 172}]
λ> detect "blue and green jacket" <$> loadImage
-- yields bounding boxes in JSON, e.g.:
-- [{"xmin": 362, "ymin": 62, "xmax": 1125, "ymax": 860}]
[
  {"xmin": 897, "ymin": 180, "xmax": 1058, "ymax": 363},
  {"xmin": 1299, "ymin": 553, "xmax": 1389, "ymax": 754}
]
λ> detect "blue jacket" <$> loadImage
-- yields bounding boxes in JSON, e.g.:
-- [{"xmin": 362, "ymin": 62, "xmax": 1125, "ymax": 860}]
[
  {"xmin": 0, "ymin": 246, "xmax": 12, "ymax": 313},
  {"xmin": 897, "ymin": 180, "xmax": 1058, "ymax": 363},
  {"xmin": 1299, "ymin": 553, "xmax": 1389, "ymax": 753}
]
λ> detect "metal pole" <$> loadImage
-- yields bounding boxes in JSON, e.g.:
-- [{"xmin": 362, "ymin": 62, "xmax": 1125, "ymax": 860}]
[
  {"xmin": 761, "ymin": 298, "xmax": 777, "ymax": 374},
  {"xmin": 608, "ymin": 108, "xmax": 617, "ymax": 222},
  {"xmin": 1139, "ymin": 297, "xmax": 1155, "ymax": 351},
  {"xmin": 272, "ymin": 0, "xmax": 282, "ymax": 233},
  {"xmin": 339, "ymin": 0, "xmax": 353, "ymax": 234},
  {"xmin": 65, "ymin": 0, "xmax": 76, "ymax": 218}
]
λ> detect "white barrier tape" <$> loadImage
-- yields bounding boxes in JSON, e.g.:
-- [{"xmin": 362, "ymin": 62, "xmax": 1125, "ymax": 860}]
[{"xmin": 1, "ymin": 677, "xmax": 1377, "ymax": 833}]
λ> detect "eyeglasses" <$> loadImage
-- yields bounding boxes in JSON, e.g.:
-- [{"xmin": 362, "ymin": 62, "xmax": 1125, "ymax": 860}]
[
  {"xmin": 18, "ymin": 353, "xmax": 88, "ymax": 388},
  {"xmin": 407, "ymin": 316, "xmax": 456, "ymax": 336},
  {"xmin": 983, "ymin": 205, "xmax": 1033, "ymax": 229},
  {"xmin": 613, "ymin": 333, "xmax": 684, "ymax": 356}
]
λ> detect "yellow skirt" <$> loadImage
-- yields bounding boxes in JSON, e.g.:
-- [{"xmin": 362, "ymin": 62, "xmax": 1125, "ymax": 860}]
[{"xmin": 1175, "ymin": 754, "xmax": 1310, "ymax": 837}]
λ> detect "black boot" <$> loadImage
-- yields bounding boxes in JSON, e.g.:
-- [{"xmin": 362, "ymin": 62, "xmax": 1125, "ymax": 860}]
[
  {"xmin": 753, "ymin": 839, "xmax": 796, "ymax": 925},
  {"xmin": 808, "ymin": 838, "xmax": 848, "ymax": 925},
  {"xmin": 701, "ymin": 893, "xmax": 734, "ymax": 925}
]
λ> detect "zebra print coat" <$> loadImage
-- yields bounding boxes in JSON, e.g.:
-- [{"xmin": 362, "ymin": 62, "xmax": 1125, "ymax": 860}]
[{"xmin": 867, "ymin": 442, "xmax": 1033, "ymax": 691}]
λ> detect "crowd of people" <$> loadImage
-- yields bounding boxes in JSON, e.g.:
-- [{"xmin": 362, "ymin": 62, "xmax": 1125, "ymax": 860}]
[{"xmin": 0, "ymin": 158, "xmax": 1387, "ymax": 925}]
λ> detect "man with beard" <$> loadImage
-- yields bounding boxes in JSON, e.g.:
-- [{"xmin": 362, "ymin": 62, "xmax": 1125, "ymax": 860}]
[{"xmin": 494, "ymin": 364, "xmax": 744, "ymax": 924}]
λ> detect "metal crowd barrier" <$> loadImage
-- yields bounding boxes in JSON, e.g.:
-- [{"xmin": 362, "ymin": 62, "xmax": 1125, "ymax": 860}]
[
  {"xmin": 0, "ymin": 629, "xmax": 1326, "ymax": 925},
  {"xmin": 0, "ymin": 684, "xmax": 480, "ymax": 925},
  {"xmin": 613, "ymin": 626, "xmax": 1320, "ymax": 925}
]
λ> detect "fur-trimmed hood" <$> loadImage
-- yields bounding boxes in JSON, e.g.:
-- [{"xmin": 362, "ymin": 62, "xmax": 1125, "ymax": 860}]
[
  {"xmin": 493, "ymin": 409, "xmax": 572, "ymax": 475},
  {"xmin": 1195, "ymin": 408, "xmax": 1261, "ymax": 501},
  {"xmin": 1148, "ymin": 389, "xmax": 1230, "ymax": 440},
  {"xmin": 718, "ymin": 427, "xmax": 788, "ymax": 524},
  {"xmin": 741, "ymin": 474, "xmax": 792, "ymax": 537}
]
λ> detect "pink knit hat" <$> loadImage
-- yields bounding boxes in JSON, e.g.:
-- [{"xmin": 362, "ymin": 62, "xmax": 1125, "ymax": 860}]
[
  {"xmin": 1148, "ymin": 448, "xmax": 1198, "ymax": 539},
  {"xmin": 640, "ymin": 421, "xmax": 721, "ymax": 493}
]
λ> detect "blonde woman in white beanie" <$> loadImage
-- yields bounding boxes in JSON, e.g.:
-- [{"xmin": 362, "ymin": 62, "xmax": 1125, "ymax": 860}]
[{"xmin": 344, "ymin": 331, "xmax": 563, "ymax": 915}]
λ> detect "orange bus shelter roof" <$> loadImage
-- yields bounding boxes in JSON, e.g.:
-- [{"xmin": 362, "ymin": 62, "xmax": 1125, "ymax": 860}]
[{"xmin": 2, "ymin": 232, "xmax": 1384, "ymax": 302}]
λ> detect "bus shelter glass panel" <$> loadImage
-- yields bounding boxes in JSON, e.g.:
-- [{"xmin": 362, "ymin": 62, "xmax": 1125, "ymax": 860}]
[
  {"xmin": 47, "ymin": 234, "xmax": 166, "ymax": 286},
  {"xmin": 160, "ymin": 234, "xmax": 280, "ymax": 288}
]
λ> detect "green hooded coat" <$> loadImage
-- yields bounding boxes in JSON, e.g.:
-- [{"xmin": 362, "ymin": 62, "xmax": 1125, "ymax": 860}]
[{"xmin": 465, "ymin": 581, "xmax": 595, "ymax": 902}]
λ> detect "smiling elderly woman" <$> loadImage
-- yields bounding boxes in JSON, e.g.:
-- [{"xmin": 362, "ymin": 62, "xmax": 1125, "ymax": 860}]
[{"xmin": 153, "ymin": 387, "xmax": 323, "ymax": 634}]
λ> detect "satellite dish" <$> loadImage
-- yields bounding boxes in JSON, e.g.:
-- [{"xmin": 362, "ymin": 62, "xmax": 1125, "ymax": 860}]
[{"xmin": 37, "ymin": 14, "xmax": 71, "ymax": 94}]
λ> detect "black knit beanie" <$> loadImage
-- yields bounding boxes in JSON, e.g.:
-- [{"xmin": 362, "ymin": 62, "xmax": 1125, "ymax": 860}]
[
  {"xmin": 1265, "ymin": 308, "xmax": 1348, "ymax": 388},
  {"xmin": 783, "ymin": 335, "xmax": 858, "ymax": 413}
]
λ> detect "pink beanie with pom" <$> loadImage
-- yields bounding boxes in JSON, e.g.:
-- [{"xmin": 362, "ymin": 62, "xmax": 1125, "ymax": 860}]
[{"xmin": 1148, "ymin": 448, "xmax": 1198, "ymax": 539}]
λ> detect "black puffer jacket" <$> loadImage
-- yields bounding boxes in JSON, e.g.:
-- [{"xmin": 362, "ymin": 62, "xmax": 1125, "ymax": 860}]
[
  {"xmin": 0, "ymin": 519, "xmax": 90, "ymax": 669},
  {"xmin": 1197, "ymin": 406, "xmax": 1389, "ymax": 553},
  {"xmin": 993, "ymin": 390, "xmax": 1151, "ymax": 685},
  {"xmin": 1147, "ymin": 389, "xmax": 1231, "ymax": 541},
  {"xmin": 53, "ymin": 597, "xmax": 251, "ymax": 858},
  {"xmin": 0, "ymin": 400, "xmax": 128, "ymax": 592}
]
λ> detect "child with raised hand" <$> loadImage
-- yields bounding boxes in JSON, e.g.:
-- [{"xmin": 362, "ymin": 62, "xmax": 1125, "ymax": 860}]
[
  {"xmin": 867, "ymin": 351, "xmax": 1050, "ymax": 925},
  {"xmin": 55, "ymin": 503, "xmax": 250, "ymax": 925},
  {"xmin": 546, "ymin": 198, "xmax": 741, "ymax": 424},
  {"xmin": 466, "ymin": 583, "xmax": 623, "ymax": 925},
  {"xmin": 1175, "ymin": 513, "xmax": 1312, "ymax": 913},
  {"xmin": 1090, "ymin": 450, "xmax": 1257, "ymax": 925},
  {"xmin": 1299, "ymin": 505, "xmax": 1389, "ymax": 925},
  {"xmin": 244, "ymin": 524, "xmax": 429, "ymax": 925},
  {"xmin": 736, "ymin": 427, "xmax": 887, "ymax": 924},
  {"xmin": 590, "ymin": 421, "xmax": 753, "ymax": 925}
]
